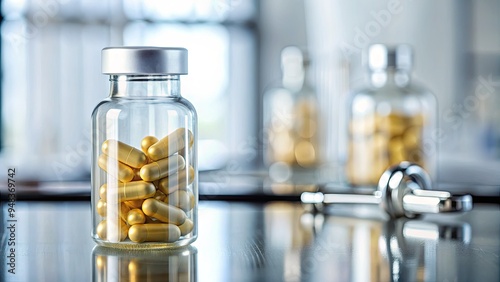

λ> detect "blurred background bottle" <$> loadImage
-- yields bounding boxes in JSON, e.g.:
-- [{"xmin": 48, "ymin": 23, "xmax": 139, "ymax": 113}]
[
  {"xmin": 345, "ymin": 44, "xmax": 437, "ymax": 187},
  {"xmin": 263, "ymin": 46, "xmax": 320, "ymax": 177}
]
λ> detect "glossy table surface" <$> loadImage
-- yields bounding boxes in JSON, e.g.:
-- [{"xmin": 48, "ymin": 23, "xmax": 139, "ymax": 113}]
[{"xmin": 1, "ymin": 199, "xmax": 499, "ymax": 282}]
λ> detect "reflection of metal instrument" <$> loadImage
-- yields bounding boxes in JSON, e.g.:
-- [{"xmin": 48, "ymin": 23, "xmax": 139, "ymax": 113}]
[
  {"xmin": 300, "ymin": 204, "xmax": 473, "ymax": 282},
  {"xmin": 302, "ymin": 162, "xmax": 473, "ymax": 218},
  {"xmin": 380, "ymin": 219, "xmax": 471, "ymax": 282}
]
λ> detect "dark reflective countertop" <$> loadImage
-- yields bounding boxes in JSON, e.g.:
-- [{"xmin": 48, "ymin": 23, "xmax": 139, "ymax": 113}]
[{"xmin": 1, "ymin": 198, "xmax": 498, "ymax": 282}]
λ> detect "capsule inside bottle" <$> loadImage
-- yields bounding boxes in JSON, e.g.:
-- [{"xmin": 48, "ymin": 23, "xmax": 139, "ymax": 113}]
[
  {"xmin": 147, "ymin": 128, "xmax": 194, "ymax": 161},
  {"xmin": 99, "ymin": 181, "xmax": 156, "ymax": 201},
  {"xmin": 98, "ymin": 154, "xmax": 135, "ymax": 182},
  {"xmin": 157, "ymin": 165, "xmax": 195, "ymax": 195},
  {"xmin": 102, "ymin": 139, "xmax": 148, "ymax": 168},
  {"xmin": 347, "ymin": 112, "xmax": 426, "ymax": 186},
  {"xmin": 142, "ymin": 198, "xmax": 187, "ymax": 225},
  {"xmin": 97, "ymin": 199, "xmax": 107, "ymax": 217},
  {"xmin": 141, "ymin": 136, "xmax": 159, "ymax": 156},
  {"xmin": 96, "ymin": 219, "xmax": 129, "ymax": 242},
  {"xmin": 178, "ymin": 219, "xmax": 194, "ymax": 236},
  {"xmin": 128, "ymin": 224, "xmax": 181, "ymax": 243},
  {"xmin": 127, "ymin": 208, "xmax": 147, "ymax": 225},
  {"xmin": 164, "ymin": 190, "xmax": 194, "ymax": 213},
  {"xmin": 140, "ymin": 155, "xmax": 185, "ymax": 182}
]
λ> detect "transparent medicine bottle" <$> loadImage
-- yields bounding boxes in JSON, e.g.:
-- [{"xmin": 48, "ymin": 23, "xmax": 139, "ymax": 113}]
[
  {"xmin": 91, "ymin": 47, "xmax": 198, "ymax": 248},
  {"xmin": 346, "ymin": 45, "xmax": 437, "ymax": 187},
  {"xmin": 264, "ymin": 46, "xmax": 320, "ymax": 171}
]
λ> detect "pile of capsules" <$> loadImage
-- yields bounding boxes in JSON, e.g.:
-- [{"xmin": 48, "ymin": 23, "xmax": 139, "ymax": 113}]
[
  {"xmin": 96, "ymin": 128, "xmax": 195, "ymax": 243},
  {"xmin": 267, "ymin": 98, "xmax": 319, "ymax": 167},
  {"xmin": 347, "ymin": 113, "xmax": 425, "ymax": 186}
]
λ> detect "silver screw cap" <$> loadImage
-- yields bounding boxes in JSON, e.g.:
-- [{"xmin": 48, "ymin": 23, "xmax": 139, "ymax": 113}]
[{"xmin": 102, "ymin": 47, "xmax": 188, "ymax": 75}]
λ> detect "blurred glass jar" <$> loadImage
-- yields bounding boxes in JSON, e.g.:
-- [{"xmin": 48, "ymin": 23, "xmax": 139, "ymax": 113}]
[
  {"xmin": 91, "ymin": 47, "xmax": 198, "ymax": 248},
  {"xmin": 263, "ymin": 46, "xmax": 320, "ymax": 173},
  {"xmin": 93, "ymin": 245, "xmax": 197, "ymax": 281},
  {"xmin": 346, "ymin": 45, "xmax": 437, "ymax": 187}
]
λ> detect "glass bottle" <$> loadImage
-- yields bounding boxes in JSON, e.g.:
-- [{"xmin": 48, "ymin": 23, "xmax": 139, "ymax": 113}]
[
  {"xmin": 91, "ymin": 47, "xmax": 198, "ymax": 248},
  {"xmin": 264, "ymin": 46, "xmax": 320, "ymax": 175},
  {"xmin": 346, "ymin": 44, "xmax": 436, "ymax": 187}
]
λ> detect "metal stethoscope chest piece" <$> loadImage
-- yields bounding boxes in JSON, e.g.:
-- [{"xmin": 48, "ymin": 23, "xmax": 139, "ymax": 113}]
[{"xmin": 301, "ymin": 162, "xmax": 473, "ymax": 219}]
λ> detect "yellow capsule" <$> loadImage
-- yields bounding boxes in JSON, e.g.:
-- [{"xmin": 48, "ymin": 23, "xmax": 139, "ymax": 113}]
[
  {"xmin": 96, "ymin": 219, "xmax": 129, "ymax": 241},
  {"xmin": 188, "ymin": 190, "xmax": 195, "ymax": 211},
  {"xmin": 178, "ymin": 219, "xmax": 194, "ymax": 236},
  {"xmin": 97, "ymin": 199, "xmax": 107, "ymax": 217},
  {"xmin": 140, "ymin": 155, "xmax": 185, "ymax": 182},
  {"xmin": 119, "ymin": 220, "xmax": 130, "ymax": 241},
  {"xmin": 120, "ymin": 203, "xmax": 131, "ymax": 222},
  {"xmin": 295, "ymin": 99, "xmax": 318, "ymax": 139},
  {"xmin": 378, "ymin": 114, "xmax": 406, "ymax": 136},
  {"xmin": 371, "ymin": 156, "xmax": 389, "ymax": 184},
  {"xmin": 295, "ymin": 140, "xmax": 316, "ymax": 167},
  {"xmin": 141, "ymin": 136, "xmax": 159, "ymax": 156},
  {"xmin": 389, "ymin": 137, "xmax": 405, "ymax": 152},
  {"xmin": 164, "ymin": 190, "xmax": 193, "ymax": 213},
  {"xmin": 269, "ymin": 131, "xmax": 295, "ymax": 164},
  {"xmin": 98, "ymin": 154, "xmax": 135, "ymax": 182},
  {"xmin": 178, "ymin": 144, "xmax": 192, "ymax": 162},
  {"xmin": 403, "ymin": 126, "xmax": 421, "ymax": 149},
  {"xmin": 99, "ymin": 184, "xmax": 107, "ymax": 199},
  {"xmin": 124, "ymin": 199, "xmax": 144, "ymax": 209},
  {"xmin": 127, "ymin": 208, "xmax": 147, "ymax": 225},
  {"xmin": 128, "ymin": 223, "xmax": 181, "ymax": 243},
  {"xmin": 157, "ymin": 165, "xmax": 195, "ymax": 195},
  {"xmin": 101, "ymin": 139, "xmax": 148, "ymax": 169},
  {"xmin": 96, "ymin": 220, "xmax": 106, "ymax": 239},
  {"xmin": 372, "ymin": 133, "xmax": 388, "ymax": 155},
  {"xmin": 410, "ymin": 113, "xmax": 425, "ymax": 126},
  {"xmin": 142, "ymin": 198, "xmax": 187, "ymax": 225},
  {"xmin": 98, "ymin": 181, "xmax": 156, "ymax": 201},
  {"xmin": 147, "ymin": 128, "xmax": 194, "ymax": 161},
  {"xmin": 389, "ymin": 137, "xmax": 407, "ymax": 165}
]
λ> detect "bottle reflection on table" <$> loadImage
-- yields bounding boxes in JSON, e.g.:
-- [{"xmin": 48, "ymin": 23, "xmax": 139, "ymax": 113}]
[{"xmin": 92, "ymin": 245, "xmax": 197, "ymax": 282}]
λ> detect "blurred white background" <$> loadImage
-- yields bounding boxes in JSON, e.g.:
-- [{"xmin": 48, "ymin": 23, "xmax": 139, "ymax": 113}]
[{"xmin": 0, "ymin": 0, "xmax": 499, "ymax": 183}]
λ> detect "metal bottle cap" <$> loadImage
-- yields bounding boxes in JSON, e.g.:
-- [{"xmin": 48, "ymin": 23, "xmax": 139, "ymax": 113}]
[
  {"xmin": 367, "ymin": 44, "xmax": 413, "ymax": 72},
  {"xmin": 102, "ymin": 47, "xmax": 188, "ymax": 75}
]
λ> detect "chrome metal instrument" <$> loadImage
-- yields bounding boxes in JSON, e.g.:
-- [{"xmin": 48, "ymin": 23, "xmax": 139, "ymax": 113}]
[{"xmin": 301, "ymin": 162, "xmax": 473, "ymax": 218}]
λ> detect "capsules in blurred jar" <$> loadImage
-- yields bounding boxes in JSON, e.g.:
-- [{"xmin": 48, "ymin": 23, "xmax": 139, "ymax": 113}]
[
  {"xmin": 345, "ymin": 44, "xmax": 436, "ymax": 187},
  {"xmin": 347, "ymin": 113, "xmax": 426, "ymax": 186}
]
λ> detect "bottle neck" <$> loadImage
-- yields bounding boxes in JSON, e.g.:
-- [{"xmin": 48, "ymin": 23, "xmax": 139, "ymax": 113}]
[
  {"xmin": 282, "ymin": 64, "xmax": 313, "ymax": 93},
  {"xmin": 109, "ymin": 75, "xmax": 181, "ymax": 98},
  {"xmin": 369, "ymin": 69, "xmax": 411, "ymax": 88}
]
